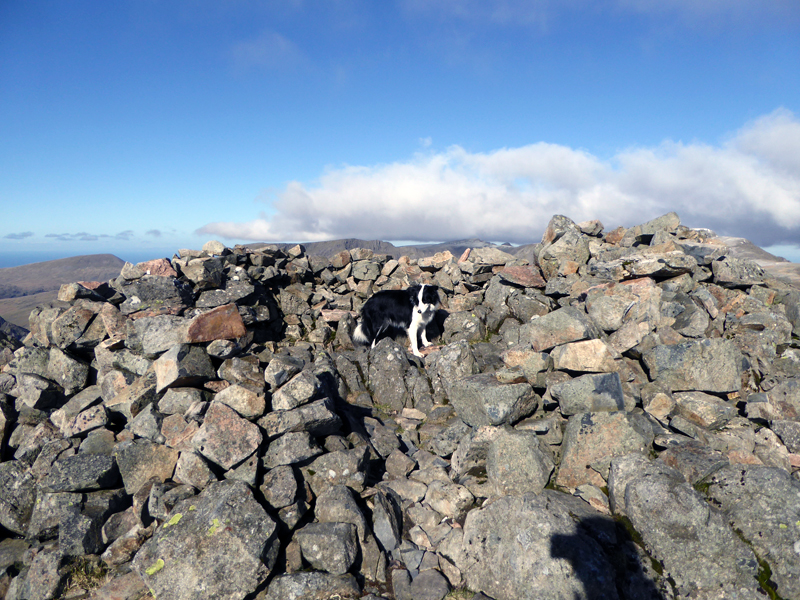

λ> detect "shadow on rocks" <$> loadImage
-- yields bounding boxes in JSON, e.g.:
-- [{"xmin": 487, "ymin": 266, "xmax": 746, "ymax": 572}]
[{"xmin": 550, "ymin": 515, "xmax": 669, "ymax": 600}]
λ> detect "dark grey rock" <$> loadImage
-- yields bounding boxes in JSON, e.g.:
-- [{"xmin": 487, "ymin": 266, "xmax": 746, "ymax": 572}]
[
  {"xmin": 771, "ymin": 419, "xmax": 800, "ymax": 453},
  {"xmin": 119, "ymin": 275, "xmax": 194, "ymax": 315},
  {"xmin": 258, "ymin": 397, "xmax": 342, "ymax": 440},
  {"xmin": 315, "ymin": 484, "xmax": 368, "ymax": 541},
  {"xmin": 263, "ymin": 431, "xmax": 322, "ymax": 469},
  {"xmin": 264, "ymin": 355, "xmax": 303, "ymax": 390},
  {"xmin": 113, "ymin": 439, "xmax": 179, "ymax": 495},
  {"xmin": 371, "ymin": 490, "xmax": 402, "ymax": 551},
  {"xmin": 260, "ymin": 465, "xmax": 298, "ymax": 510},
  {"xmin": 59, "ymin": 508, "xmax": 105, "ymax": 557},
  {"xmin": 27, "ymin": 491, "xmax": 83, "ymax": 540},
  {"xmin": 133, "ymin": 480, "xmax": 278, "ymax": 600},
  {"xmin": 127, "ymin": 402, "xmax": 165, "ymax": 442},
  {"xmin": 50, "ymin": 305, "xmax": 95, "ymax": 349},
  {"xmin": 15, "ymin": 545, "xmax": 63, "ymax": 600},
  {"xmin": 448, "ymin": 373, "xmax": 537, "ymax": 427},
  {"xmin": 153, "ymin": 344, "xmax": 216, "ymax": 393},
  {"xmin": 46, "ymin": 347, "xmax": 89, "ymax": 397},
  {"xmin": 196, "ymin": 280, "xmax": 256, "ymax": 308},
  {"xmin": 296, "ymin": 522, "xmax": 359, "ymax": 575},
  {"xmin": 264, "ymin": 572, "xmax": 360, "ymax": 600},
  {"xmin": 408, "ymin": 569, "xmax": 450, "ymax": 600},
  {"xmin": 368, "ymin": 339, "xmax": 413, "ymax": 412},
  {"xmin": 39, "ymin": 453, "xmax": 119, "ymax": 493}
]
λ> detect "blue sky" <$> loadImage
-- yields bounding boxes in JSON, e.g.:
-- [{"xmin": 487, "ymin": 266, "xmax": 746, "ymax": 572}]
[{"xmin": 1, "ymin": 0, "xmax": 799, "ymax": 267}]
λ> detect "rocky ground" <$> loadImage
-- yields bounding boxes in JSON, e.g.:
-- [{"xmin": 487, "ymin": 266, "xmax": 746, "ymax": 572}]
[{"xmin": 1, "ymin": 212, "xmax": 800, "ymax": 600}]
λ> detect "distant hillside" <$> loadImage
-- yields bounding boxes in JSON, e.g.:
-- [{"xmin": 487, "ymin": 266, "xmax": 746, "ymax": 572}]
[{"xmin": 0, "ymin": 254, "xmax": 124, "ymax": 330}]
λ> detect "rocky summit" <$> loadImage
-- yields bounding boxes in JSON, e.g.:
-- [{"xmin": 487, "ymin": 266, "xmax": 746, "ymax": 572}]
[{"xmin": 2, "ymin": 213, "xmax": 800, "ymax": 600}]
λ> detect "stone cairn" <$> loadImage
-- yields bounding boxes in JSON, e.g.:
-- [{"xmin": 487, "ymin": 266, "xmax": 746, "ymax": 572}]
[{"xmin": 2, "ymin": 212, "xmax": 800, "ymax": 600}]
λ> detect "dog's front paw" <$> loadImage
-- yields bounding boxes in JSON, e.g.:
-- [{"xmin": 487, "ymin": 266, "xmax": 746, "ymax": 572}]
[{"xmin": 422, "ymin": 340, "xmax": 433, "ymax": 347}]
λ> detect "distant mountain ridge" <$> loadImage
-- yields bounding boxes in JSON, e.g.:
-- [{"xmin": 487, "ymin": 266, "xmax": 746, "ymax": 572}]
[
  {"xmin": 1, "ymin": 234, "xmax": 798, "ymax": 334},
  {"xmin": 0, "ymin": 254, "xmax": 125, "ymax": 331},
  {"xmin": 241, "ymin": 237, "xmax": 522, "ymax": 260}
]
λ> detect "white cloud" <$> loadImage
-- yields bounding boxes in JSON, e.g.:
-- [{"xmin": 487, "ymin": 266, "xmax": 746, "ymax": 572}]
[{"xmin": 197, "ymin": 108, "xmax": 800, "ymax": 246}]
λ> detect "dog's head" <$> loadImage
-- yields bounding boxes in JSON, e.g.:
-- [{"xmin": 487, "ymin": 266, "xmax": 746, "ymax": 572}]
[{"xmin": 410, "ymin": 284, "xmax": 440, "ymax": 315}]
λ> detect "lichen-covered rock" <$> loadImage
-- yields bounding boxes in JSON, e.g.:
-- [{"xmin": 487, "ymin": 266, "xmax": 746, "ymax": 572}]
[
  {"xmin": 620, "ymin": 463, "xmax": 761, "ymax": 599},
  {"xmin": 133, "ymin": 480, "xmax": 278, "ymax": 600},
  {"xmin": 706, "ymin": 465, "xmax": 800, "ymax": 600}
]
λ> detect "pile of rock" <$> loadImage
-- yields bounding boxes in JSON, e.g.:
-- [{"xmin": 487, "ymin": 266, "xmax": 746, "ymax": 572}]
[{"xmin": 2, "ymin": 212, "xmax": 800, "ymax": 600}]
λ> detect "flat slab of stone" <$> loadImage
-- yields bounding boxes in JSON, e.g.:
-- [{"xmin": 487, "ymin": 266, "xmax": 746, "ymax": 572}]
[
  {"xmin": 192, "ymin": 401, "xmax": 263, "ymax": 470},
  {"xmin": 264, "ymin": 572, "xmax": 360, "ymax": 600},
  {"xmin": 519, "ymin": 306, "xmax": 599, "ymax": 352},
  {"xmin": 642, "ymin": 338, "xmax": 742, "ymax": 393},
  {"xmin": 133, "ymin": 480, "xmax": 278, "ymax": 600},
  {"xmin": 113, "ymin": 439, "xmax": 180, "ymax": 495},
  {"xmin": 39, "ymin": 453, "xmax": 119, "ymax": 493},
  {"xmin": 556, "ymin": 411, "xmax": 653, "ymax": 491},
  {"xmin": 448, "ymin": 373, "xmax": 537, "ymax": 427},
  {"xmin": 549, "ymin": 372, "xmax": 630, "ymax": 415},
  {"xmin": 457, "ymin": 491, "xmax": 621, "ymax": 600},
  {"xmin": 185, "ymin": 303, "xmax": 247, "ymax": 343},
  {"xmin": 706, "ymin": 465, "xmax": 800, "ymax": 600}
]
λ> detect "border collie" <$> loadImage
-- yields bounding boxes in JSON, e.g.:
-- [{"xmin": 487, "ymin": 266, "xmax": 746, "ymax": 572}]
[{"xmin": 353, "ymin": 284, "xmax": 440, "ymax": 357}]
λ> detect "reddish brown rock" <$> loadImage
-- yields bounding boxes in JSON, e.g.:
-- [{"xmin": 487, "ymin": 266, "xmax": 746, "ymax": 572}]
[
  {"xmin": 161, "ymin": 414, "xmax": 200, "ymax": 451},
  {"xmin": 185, "ymin": 304, "xmax": 247, "ymax": 343},
  {"xmin": 99, "ymin": 303, "xmax": 128, "ymax": 339},
  {"xmin": 192, "ymin": 401, "xmax": 262, "ymax": 470},
  {"xmin": 137, "ymin": 258, "xmax": 178, "ymax": 277},
  {"xmin": 497, "ymin": 265, "xmax": 546, "ymax": 288}
]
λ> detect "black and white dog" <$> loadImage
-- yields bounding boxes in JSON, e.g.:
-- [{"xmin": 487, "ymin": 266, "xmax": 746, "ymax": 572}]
[{"xmin": 353, "ymin": 284, "xmax": 440, "ymax": 357}]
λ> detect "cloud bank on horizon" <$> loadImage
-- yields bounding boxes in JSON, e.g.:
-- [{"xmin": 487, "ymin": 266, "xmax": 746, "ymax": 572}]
[{"xmin": 198, "ymin": 108, "xmax": 800, "ymax": 247}]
